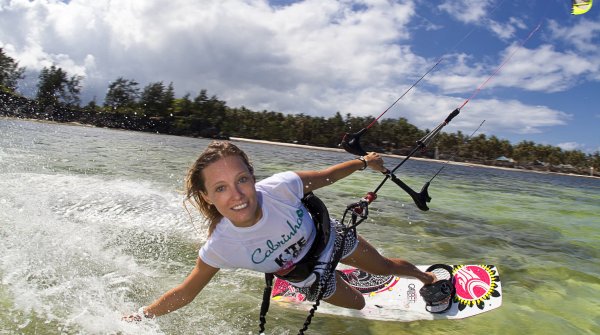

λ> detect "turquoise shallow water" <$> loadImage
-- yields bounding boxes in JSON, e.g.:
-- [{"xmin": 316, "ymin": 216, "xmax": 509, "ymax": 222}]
[{"xmin": 1, "ymin": 118, "xmax": 599, "ymax": 334}]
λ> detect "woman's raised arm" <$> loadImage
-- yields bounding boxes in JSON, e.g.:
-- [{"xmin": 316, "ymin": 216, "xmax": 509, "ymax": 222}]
[{"xmin": 296, "ymin": 152, "xmax": 386, "ymax": 194}]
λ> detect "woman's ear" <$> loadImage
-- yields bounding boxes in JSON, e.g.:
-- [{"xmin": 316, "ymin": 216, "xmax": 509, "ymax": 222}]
[{"xmin": 201, "ymin": 191, "xmax": 212, "ymax": 205}]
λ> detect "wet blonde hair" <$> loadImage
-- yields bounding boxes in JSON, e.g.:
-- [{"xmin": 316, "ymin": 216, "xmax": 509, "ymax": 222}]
[{"xmin": 185, "ymin": 141, "xmax": 254, "ymax": 236}]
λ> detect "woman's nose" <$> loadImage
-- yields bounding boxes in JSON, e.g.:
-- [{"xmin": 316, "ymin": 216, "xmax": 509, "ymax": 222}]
[{"xmin": 231, "ymin": 184, "xmax": 244, "ymax": 198}]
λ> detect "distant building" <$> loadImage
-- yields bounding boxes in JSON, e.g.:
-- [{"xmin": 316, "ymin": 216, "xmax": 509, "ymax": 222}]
[
  {"xmin": 494, "ymin": 156, "xmax": 515, "ymax": 167},
  {"xmin": 495, "ymin": 156, "xmax": 514, "ymax": 162}
]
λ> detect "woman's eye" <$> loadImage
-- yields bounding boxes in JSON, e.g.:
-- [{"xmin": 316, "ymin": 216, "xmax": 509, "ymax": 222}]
[
  {"xmin": 215, "ymin": 186, "xmax": 225, "ymax": 192},
  {"xmin": 239, "ymin": 176, "xmax": 249, "ymax": 183}
]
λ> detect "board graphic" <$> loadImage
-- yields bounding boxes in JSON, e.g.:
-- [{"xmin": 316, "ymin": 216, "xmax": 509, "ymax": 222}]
[{"xmin": 271, "ymin": 264, "xmax": 502, "ymax": 321}]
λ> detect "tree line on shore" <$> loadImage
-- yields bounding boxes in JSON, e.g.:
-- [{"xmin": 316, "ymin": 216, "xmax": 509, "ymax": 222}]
[{"xmin": 1, "ymin": 48, "xmax": 598, "ymax": 176}]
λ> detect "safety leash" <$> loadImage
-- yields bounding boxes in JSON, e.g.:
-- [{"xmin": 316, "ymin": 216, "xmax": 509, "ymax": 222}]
[{"xmin": 258, "ymin": 273, "xmax": 274, "ymax": 335}]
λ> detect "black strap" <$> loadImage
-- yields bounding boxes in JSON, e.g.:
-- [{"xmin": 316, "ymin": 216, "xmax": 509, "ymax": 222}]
[
  {"xmin": 275, "ymin": 192, "xmax": 331, "ymax": 283},
  {"xmin": 257, "ymin": 226, "xmax": 350, "ymax": 335},
  {"xmin": 257, "ymin": 192, "xmax": 341, "ymax": 335},
  {"xmin": 258, "ymin": 273, "xmax": 274, "ymax": 334},
  {"xmin": 298, "ymin": 226, "xmax": 353, "ymax": 335},
  {"xmin": 419, "ymin": 264, "xmax": 455, "ymax": 314}
]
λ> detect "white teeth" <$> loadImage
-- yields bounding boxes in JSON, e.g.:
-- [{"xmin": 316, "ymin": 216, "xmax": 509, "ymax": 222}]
[{"xmin": 232, "ymin": 203, "xmax": 248, "ymax": 210}]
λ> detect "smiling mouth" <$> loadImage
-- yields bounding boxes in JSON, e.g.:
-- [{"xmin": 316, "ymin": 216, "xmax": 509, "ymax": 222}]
[{"xmin": 232, "ymin": 203, "xmax": 248, "ymax": 210}]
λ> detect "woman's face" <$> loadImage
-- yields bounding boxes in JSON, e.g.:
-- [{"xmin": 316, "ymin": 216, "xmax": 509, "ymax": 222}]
[{"xmin": 201, "ymin": 155, "xmax": 261, "ymax": 228}]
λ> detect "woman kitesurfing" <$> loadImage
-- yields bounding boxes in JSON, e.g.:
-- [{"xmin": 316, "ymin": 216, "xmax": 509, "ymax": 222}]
[
  {"xmin": 124, "ymin": 141, "xmax": 437, "ymax": 332},
  {"xmin": 123, "ymin": 1, "xmax": 546, "ymax": 332}
]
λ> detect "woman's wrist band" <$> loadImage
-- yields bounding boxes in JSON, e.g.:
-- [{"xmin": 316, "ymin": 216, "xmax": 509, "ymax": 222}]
[{"xmin": 357, "ymin": 156, "xmax": 368, "ymax": 170}]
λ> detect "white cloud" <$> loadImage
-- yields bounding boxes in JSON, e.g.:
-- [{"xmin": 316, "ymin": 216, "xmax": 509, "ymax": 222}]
[
  {"xmin": 0, "ymin": 0, "xmax": 595, "ymax": 149},
  {"xmin": 488, "ymin": 17, "xmax": 528, "ymax": 41},
  {"xmin": 387, "ymin": 90, "xmax": 571, "ymax": 139},
  {"xmin": 438, "ymin": 0, "xmax": 492, "ymax": 24},
  {"xmin": 438, "ymin": 0, "xmax": 526, "ymax": 41},
  {"xmin": 549, "ymin": 17, "xmax": 600, "ymax": 53},
  {"xmin": 428, "ymin": 40, "xmax": 600, "ymax": 95},
  {"xmin": 1, "ymin": 0, "xmax": 423, "ymax": 111},
  {"xmin": 547, "ymin": 17, "xmax": 600, "ymax": 83},
  {"xmin": 557, "ymin": 141, "xmax": 582, "ymax": 151},
  {"xmin": 494, "ymin": 44, "xmax": 598, "ymax": 92}
]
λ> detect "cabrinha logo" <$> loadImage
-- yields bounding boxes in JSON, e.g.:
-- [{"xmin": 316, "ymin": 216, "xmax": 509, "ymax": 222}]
[
  {"xmin": 453, "ymin": 265, "xmax": 501, "ymax": 311},
  {"xmin": 251, "ymin": 208, "xmax": 307, "ymax": 265}
]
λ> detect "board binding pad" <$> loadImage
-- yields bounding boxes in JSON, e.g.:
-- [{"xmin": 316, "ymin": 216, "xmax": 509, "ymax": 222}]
[{"xmin": 271, "ymin": 264, "xmax": 502, "ymax": 322}]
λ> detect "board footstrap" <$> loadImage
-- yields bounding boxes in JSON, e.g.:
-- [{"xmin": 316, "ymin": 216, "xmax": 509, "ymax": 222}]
[{"xmin": 420, "ymin": 264, "xmax": 455, "ymax": 313}]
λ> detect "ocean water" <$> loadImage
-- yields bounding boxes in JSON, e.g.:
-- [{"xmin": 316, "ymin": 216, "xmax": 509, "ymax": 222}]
[{"xmin": 1, "ymin": 118, "xmax": 598, "ymax": 335}]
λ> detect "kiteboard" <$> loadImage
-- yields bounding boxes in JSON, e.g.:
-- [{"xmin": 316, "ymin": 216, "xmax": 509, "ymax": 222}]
[{"xmin": 271, "ymin": 264, "xmax": 502, "ymax": 322}]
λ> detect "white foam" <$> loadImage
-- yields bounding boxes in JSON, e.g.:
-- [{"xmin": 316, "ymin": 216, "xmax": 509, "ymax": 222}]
[{"xmin": 0, "ymin": 172, "xmax": 210, "ymax": 334}]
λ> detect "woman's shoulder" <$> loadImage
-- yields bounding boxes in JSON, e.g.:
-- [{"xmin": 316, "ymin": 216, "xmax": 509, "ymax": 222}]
[
  {"xmin": 256, "ymin": 171, "xmax": 303, "ymax": 205},
  {"xmin": 257, "ymin": 171, "xmax": 301, "ymax": 192},
  {"xmin": 257, "ymin": 171, "xmax": 300, "ymax": 185}
]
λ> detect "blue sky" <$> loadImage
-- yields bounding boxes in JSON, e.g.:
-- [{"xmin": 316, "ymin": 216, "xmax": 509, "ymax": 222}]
[{"xmin": 1, "ymin": 0, "xmax": 599, "ymax": 153}]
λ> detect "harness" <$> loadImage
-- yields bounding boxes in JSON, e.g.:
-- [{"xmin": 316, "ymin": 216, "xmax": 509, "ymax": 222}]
[
  {"xmin": 258, "ymin": 192, "xmax": 339, "ymax": 335},
  {"xmin": 274, "ymin": 192, "xmax": 331, "ymax": 283}
]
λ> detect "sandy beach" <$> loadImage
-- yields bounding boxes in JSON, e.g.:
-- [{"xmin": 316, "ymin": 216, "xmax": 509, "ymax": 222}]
[{"xmin": 230, "ymin": 136, "xmax": 600, "ymax": 180}]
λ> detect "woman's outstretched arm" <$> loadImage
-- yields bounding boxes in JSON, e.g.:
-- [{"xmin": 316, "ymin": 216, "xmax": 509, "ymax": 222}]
[{"xmin": 125, "ymin": 257, "xmax": 219, "ymax": 320}]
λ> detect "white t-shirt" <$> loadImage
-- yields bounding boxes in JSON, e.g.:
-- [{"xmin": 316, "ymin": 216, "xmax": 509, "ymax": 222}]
[{"xmin": 199, "ymin": 171, "xmax": 318, "ymax": 275}]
